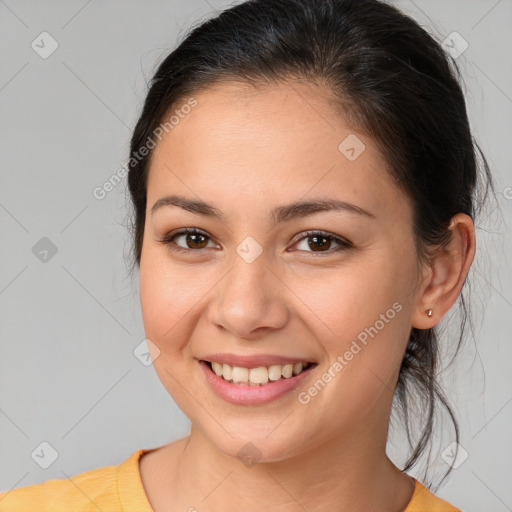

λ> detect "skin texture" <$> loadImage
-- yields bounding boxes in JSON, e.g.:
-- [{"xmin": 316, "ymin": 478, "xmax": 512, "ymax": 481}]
[{"xmin": 137, "ymin": 80, "xmax": 476, "ymax": 512}]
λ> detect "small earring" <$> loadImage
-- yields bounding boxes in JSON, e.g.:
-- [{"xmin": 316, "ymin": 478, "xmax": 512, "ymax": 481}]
[{"xmin": 427, "ymin": 309, "xmax": 433, "ymax": 317}]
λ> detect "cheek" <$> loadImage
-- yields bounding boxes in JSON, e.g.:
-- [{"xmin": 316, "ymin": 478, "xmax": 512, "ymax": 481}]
[
  {"xmin": 138, "ymin": 255, "xmax": 207, "ymax": 412},
  {"xmin": 291, "ymin": 258, "xmax": 412, "ymax": 396},
  {"xmin": 139, "ymin": 251, "xmax": 205, "ymax": 351},
  {"xmin": 291, "ymin": 259, "xmax": 406, "ymax": 342}
]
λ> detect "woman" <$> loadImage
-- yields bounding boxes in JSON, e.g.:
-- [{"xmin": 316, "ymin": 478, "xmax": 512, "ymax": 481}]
[{"xmin": 0, "ymin": 0, "xmax": 496, "ymax": 510}]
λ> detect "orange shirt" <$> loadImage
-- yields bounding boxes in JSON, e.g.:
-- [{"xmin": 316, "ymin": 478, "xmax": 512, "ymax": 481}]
[{"xmin": 0, "ymin": 448, "xmax": 461, "ymax": 511}]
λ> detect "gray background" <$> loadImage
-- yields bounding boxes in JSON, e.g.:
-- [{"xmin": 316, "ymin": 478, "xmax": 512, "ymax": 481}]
[{"xmin": 0, "ymin": 1, "xmax": 511, "ymax": 510}]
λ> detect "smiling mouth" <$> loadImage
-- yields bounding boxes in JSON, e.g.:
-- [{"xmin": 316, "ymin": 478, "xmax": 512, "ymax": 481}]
[{"xmin": 202, "ymin": 360, "xmax": 316, "ymax": 386}]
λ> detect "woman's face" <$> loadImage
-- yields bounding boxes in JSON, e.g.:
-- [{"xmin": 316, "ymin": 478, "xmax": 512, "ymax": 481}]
[{"xmin": 139, "ymin": 80, "xmax": 426, "ymax": 461}]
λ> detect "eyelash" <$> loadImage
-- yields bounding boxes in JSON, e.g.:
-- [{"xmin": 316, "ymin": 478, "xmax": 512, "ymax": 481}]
[{"xmin": 157, "ymin": 228, "xmax": 353, "ymax": 256}]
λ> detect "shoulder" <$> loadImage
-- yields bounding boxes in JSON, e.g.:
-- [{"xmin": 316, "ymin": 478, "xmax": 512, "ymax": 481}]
[
  {"xmin": 405, "ymin": 479, "xmax": 462, "ymax": 512},
  {"xmin": 0, "ymin": 449, "xmax": 147, "ymax": 512}
]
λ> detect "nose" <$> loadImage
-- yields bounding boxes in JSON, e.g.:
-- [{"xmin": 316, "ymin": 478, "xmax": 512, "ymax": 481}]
[{"xmin": 207, "ymin": 252, "xmax": 289, "ymax": 341}]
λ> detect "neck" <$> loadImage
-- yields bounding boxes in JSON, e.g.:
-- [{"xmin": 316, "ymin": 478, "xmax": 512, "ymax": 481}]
[{"xmin": 150, "ymin": 422, "xmax": 413, "ymax": 512}]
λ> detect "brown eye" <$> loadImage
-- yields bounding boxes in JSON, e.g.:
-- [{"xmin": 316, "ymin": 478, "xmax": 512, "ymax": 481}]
[
  {"xmin": 158, "ymin": 228, "xmax": 217, "ymax": 253},
  {"xmin": 182, "ymin": 232, "xmax": 209, "ymax": 249},
  {"xmin": 293, "ymin": 230, "xmax": 352, "ymax": 254},
  {"xmin": 307, "ymin": 234, "xmax": 331, "ymax": 252}
]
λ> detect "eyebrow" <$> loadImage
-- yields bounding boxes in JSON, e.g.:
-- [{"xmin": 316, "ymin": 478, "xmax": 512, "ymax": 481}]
[{"xmin": 150, "ymin": 194, "xmax": 376, "ymax": 223}]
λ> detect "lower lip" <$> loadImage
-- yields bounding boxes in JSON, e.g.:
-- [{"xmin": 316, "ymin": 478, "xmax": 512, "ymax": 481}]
[{"xmin": 199, "ymin": 360, "xmax": 316, "ymax": 405}]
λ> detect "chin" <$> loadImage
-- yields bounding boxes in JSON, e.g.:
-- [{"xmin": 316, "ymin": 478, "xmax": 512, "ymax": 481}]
[{"xmin": 200, "ymin": 422, "xmax": 310, "ymax": 466}]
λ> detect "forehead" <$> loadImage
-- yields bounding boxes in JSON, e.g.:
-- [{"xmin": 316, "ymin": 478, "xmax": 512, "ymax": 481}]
[{"xmin": 146, "ymin": 80, "xmax": 409, "ymax": 223}]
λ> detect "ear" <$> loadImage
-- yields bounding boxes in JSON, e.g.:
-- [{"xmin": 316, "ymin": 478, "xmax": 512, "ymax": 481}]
[{"xmin": 412, "ymin": 213, "xmax": 476, "ymax": 329}]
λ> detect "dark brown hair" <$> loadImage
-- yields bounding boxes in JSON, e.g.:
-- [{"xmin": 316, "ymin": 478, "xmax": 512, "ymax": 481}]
[{"xmin": 126, "ymin": 0, "xmax": 496, "ymax": 487}]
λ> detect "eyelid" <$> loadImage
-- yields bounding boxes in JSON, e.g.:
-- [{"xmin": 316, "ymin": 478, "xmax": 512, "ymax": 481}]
[
  {"xmin": 289, "ymin": 229, "xmax": 352, "ymax": 248},
  {"xmin": 157, "ymin": 227, "xmax": 219, "ymax": 253},
  {"xmin": 287, "ymin": 230, "xmax": 353, "ymax": 256},
  {"xmin": 158, "ymin": 228, "xmax": 353, "ymax": 255}
]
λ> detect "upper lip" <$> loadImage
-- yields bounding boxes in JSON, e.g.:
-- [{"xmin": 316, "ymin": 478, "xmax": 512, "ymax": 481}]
[{"xmin": 200, "ymin": 353, "xmax": 316, "ymax": 368}]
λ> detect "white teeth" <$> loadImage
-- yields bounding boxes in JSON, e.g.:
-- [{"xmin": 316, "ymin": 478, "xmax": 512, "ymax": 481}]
[
  {"xmin": 268, "ymin": 365, "xmax": 282, "ymax": 381},
  {"xmin": 231, "ymin": 366, "xmax": 249, "ymax": 384},
  {"xmin": 249, "ymin": 366, "xmax": 269, "ymax": 384},
  {"xmin": 281, "ymin": 363, "xmax": 293, "ymax": 378},
  {"xmin": 208, "ymin": 361, "xmax": 311, "ymax": 385},
  {"xmin": 211, "ymin": 361, "xmax": 223, "ymax": 376},
  {"xmin": 222, "ymin": 364, "xmax": 232, "ymax": 381}
]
